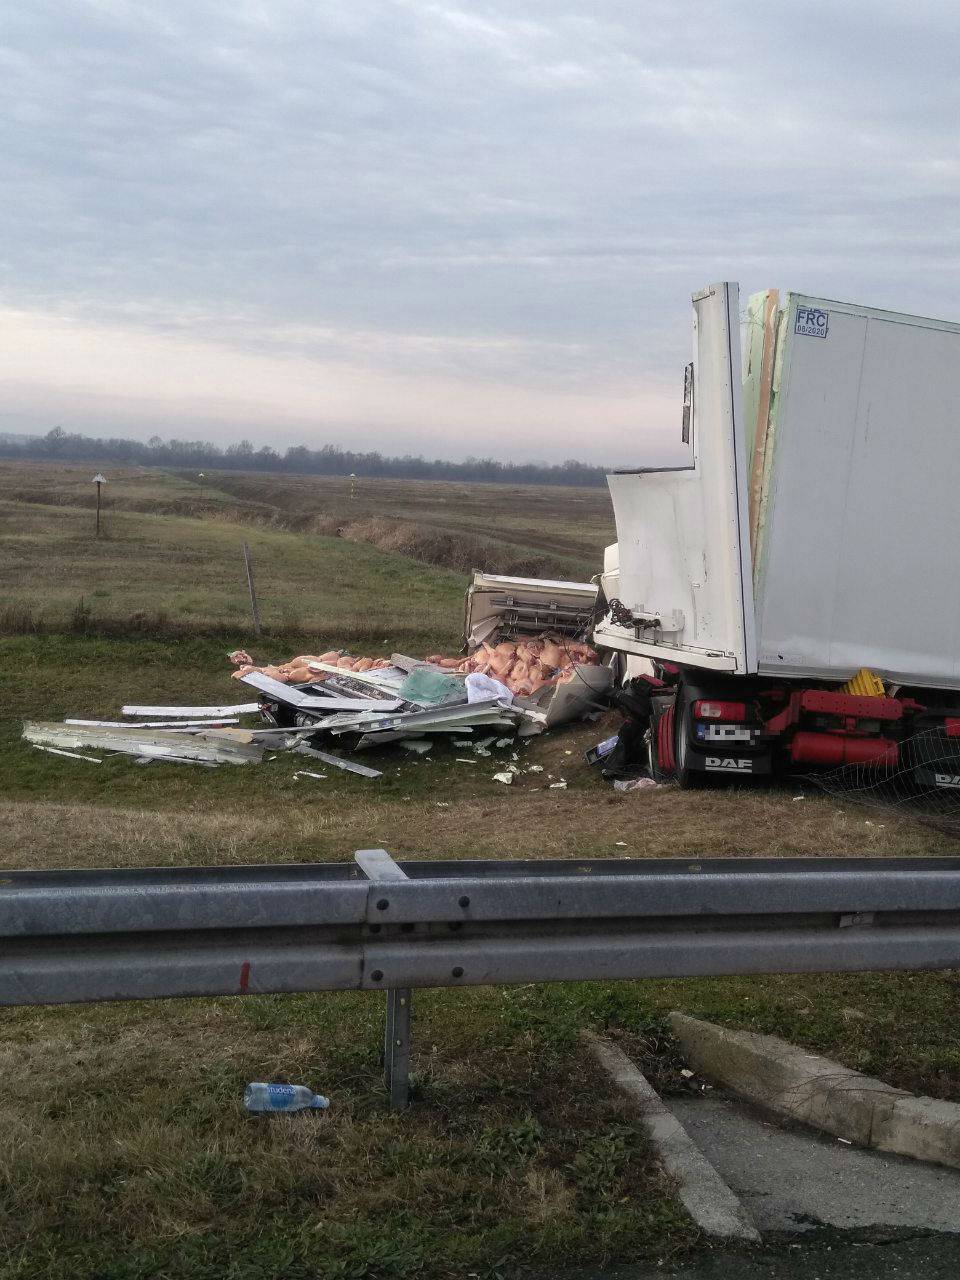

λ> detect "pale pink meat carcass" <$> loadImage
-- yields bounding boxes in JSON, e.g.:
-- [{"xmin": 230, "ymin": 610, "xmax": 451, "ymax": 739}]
[
  {"xmin": 516, "ymin": 639, "xmax": 543, "ymax": 665},
  {"xmin": 281, "ymin": 667, "xmax": 314, "ymax": 684},
  {"xmin": 539, "ymin": 638, "xmax": 566, "ymax": 670},
  {"xmin": 526, "ymin": 661, "xmax": 554, "ymax": 694},
  {"xmin": 506, "ymin": 658, "xmax": 533, "ymax": 695},
  {"xmin": 488, "ymin": 653, "xmax": 516, "ymax": 680}
]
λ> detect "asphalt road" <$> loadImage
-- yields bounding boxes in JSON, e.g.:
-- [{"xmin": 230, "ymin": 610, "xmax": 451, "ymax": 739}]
[
  {"xmin": 669, "ymin": 1093, "xmax": 960, "ymax": 1235},
  {"xmin": 552, "ymin": 1232, "xmax": 960, "ymax": 1280}
]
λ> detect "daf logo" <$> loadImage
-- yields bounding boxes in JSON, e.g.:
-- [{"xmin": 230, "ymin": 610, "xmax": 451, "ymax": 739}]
[
  {"xmin": 934, "ymin": 773, "xmax": 960, "ymax": 788},
  {"xmin": 705, "ymin": 757, "xmax": 753, "ymax": 771}
]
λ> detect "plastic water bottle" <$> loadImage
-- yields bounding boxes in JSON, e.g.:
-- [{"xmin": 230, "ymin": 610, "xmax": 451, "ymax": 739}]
[{"xmin": 244, "ymin": 1083, "xmax": 330, "ymax": 1113}]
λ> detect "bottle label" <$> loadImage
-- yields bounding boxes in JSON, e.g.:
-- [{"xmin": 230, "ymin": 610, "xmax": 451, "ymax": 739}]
[{"xmin": 267, "ymin": 1084, "xmax": 296, "ymax": 1108}]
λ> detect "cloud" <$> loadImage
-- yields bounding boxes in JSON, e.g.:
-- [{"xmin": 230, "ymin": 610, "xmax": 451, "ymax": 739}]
[
  {"xmin": 0, "ymin": 304, "xmax": 679, "ymax": 464},
  {"xmin": 1, "ymin": 0, "xmax": 958, "ymax": 460}
]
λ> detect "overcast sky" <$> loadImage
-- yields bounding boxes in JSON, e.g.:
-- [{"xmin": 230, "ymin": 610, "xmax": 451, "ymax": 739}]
[{"xmin": 1, "ymin": 1, "xmax": 958, "ymax": 464}]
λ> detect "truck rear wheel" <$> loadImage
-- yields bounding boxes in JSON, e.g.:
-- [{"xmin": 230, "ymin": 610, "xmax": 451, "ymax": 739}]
[
  {"xmin": 647, "ymin": 697, "xmax": 676, "ymax": 783},
  {"xmin": 674, "ymin": 684, "xmax": 707, "ymax": 789}
]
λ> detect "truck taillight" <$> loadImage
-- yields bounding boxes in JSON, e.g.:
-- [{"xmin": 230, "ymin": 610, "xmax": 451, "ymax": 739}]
[{"xmin": 694, "ymin": 700, "xmax": 748, "ymax": 722}]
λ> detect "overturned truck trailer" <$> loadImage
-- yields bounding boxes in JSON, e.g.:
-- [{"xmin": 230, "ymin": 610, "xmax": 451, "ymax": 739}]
[{"xmin": 592, "ymin": 281, "xmax": 960, "ymax": 788}]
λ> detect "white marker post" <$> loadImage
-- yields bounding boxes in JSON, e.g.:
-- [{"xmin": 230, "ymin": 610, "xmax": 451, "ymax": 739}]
[{"xmin": 91, "ymin": 473, "xmax": 107, "ymax": 536}]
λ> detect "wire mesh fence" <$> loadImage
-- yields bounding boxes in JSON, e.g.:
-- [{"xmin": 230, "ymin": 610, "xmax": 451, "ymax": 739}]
[{"xmin": 804, "ymin": 728, "xmax": 960, "ymax": 833}]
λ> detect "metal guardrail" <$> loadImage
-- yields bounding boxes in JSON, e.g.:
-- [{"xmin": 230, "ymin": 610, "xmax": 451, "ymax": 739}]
[{"xmin": 3, "ymin": 852, "xmax": 960, "ymax": 1105}]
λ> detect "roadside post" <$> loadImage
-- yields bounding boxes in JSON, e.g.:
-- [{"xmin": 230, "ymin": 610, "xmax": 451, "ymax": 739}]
[
  {"xmin": 91, "ymin": 473, "xmax": 106, "ymax": 536},
  {"xmin": 354, "ymin": 848, "xmax": 413, "ymax": 1109},
  {"xmin": 241, "ymin": 541, "xmax": 263, "ymax": 636}
]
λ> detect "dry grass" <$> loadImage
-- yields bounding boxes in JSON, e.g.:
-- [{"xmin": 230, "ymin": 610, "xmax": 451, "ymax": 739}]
[
  {"xmin": 208, "ymin": 469, "xmax": 614, "ymax": 579},
  {"xmin": 0, "ymin": 773, "xmax": 951, "ymax": 874},
  {"xmin": 0, "ymin": 987, "xmax": 687, "ymax": 1278},
  {"xmin": 0, "ymin": 496, "xmax": 466, "ymax": 637},
  {"xmin": 336, "ymin": 515, "xmax": 577, "ymax": 578},
  {"xmin": 0, "ymin": 459, "xmax": 615, "ymax": 585}
]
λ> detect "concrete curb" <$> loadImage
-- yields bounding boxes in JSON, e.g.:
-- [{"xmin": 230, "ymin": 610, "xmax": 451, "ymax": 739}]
[
  {"xmin": 583, "ymin": 1031, "xmax": 760, "ymax": 1242},
  {"xmin": 669, "ymin": 1011, "xmax": 960, "ymax": 1172}
]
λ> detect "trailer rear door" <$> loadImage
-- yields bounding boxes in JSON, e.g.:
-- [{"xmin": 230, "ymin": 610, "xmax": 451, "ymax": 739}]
[{"xmin": 594, "ymin": 282, "xmax": 757, "ymax": 673}]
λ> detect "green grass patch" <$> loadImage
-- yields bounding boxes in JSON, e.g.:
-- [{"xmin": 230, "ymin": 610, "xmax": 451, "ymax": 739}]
[{"xmin": 0, "ymin": 989, "xmax": 690, "ymax": 1280}]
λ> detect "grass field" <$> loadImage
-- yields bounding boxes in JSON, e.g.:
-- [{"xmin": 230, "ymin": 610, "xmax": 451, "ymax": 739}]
[
  {"xmin": 201, "ymin": 469, "xmax": 615, "ymax": 579},
  {"xmin": 0, "ymin": 460, "xmax": 616, "ymax": 594},
  {"xmin": 1, "ymin": 459, "xmax": 959, "ymax": 1279},
  {"xmin": 0, "ymin": 467, "xmax": 471, "ymax": 639}
]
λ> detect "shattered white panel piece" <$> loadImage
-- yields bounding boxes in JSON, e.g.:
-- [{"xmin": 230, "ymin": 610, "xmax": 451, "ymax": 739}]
[
  {"xmin": 23, "ymin": 722, "xmax": 263, "ymax": 765},
  {"xmin": 240, "ymin": 671, "xmax": 402, "ymax": 711},
  {"xmin": 33, "ymin": 746, "xmax": 102, "ymax": 764},
  {"xmin": 294, "ymin": 744, "xmax": 382, "ymax": 778},
  {"xmin": 305, "ymin": 662, "xmax": 408, "ymax": 693},
  {"xmin": 66, "ymin": 718, "xmax": 240, "ymax": 729},
  {"xmin": 154, "ymin": 756, "xmax": 218, "ymax": 768},
  {"xmin": 122, "ymin": 704, "xmax": 260, "ymax": 717}
]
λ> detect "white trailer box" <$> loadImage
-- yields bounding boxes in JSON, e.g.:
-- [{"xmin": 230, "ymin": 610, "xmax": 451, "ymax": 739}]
[{"xmin": 594, "ymin": 282, "xmax": 960, "ymax": 691}]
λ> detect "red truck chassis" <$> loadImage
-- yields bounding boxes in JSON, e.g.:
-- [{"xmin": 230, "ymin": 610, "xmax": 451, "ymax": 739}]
[{"xmin": 648, "ymin": 673, "xmax": 960, "ymax": 790}]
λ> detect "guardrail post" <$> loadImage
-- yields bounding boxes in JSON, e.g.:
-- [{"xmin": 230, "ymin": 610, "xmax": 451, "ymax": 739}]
[
  {"xmin": 355, "ymin": 848, "xmax": 413, "ymax": 1109},
  {"xmin": 384, "ymin": 987, "xmax": 411, "ymax": 1110}
]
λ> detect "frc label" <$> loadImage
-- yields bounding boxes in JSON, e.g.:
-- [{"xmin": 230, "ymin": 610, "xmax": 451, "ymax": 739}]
[
  {"xmin": 705, "ymin": 757, "xmax": 753, "ymax": 772},
  {"xmin": 795, "ymin": 306, "xmax": 829, "ymax": 338},
  {"xmin": 934, "ymin": 773, "xmax": 960, "ymax": 788}
]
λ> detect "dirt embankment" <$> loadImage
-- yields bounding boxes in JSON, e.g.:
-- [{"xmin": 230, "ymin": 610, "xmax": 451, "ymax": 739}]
[
  {"xmin": 11, "ymin": 481, "xmax": 594, "ymax": 580},
  {"xmin": 320, "ymin": 516, "xmax": 580, "ymax": 579}
]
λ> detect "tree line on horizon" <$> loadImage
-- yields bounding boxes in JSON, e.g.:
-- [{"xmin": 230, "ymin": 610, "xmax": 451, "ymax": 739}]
[{"xmin": 0, "ymin": 427, "xmax": 609, "ymax": 488}]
